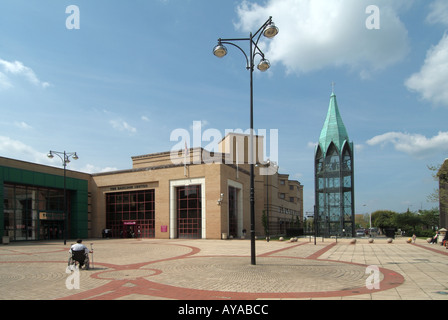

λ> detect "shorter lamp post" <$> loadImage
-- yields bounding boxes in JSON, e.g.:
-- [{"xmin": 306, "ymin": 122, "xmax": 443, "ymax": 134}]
[{"xmin": 47, "ymin": 150, "xmax": 78, "ymax": 245}]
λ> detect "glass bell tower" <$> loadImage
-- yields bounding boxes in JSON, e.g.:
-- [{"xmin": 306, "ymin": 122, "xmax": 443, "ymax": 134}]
[{"xmin": 314, "ymin": 91, "xmax": 355, "ymax": 237}]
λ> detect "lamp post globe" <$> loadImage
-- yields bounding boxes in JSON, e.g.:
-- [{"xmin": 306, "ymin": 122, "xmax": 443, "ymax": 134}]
[
  {"xmin": 213, "ymin": 43, "xmax": 227, "ymax": 58},
  {"xmin": 263, "ymin": 22, "xmax": 279, "ymax": 38},
  {"xmin": 257, "ymin": 59, "xmax": 271, "ymax": 72}
]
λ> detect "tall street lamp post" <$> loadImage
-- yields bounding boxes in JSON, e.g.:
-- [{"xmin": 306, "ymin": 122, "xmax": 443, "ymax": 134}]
[
  {"xmin": 47, "ymin": 150, "xmax": 78, "ymax": 245},
  {"xmin": 213, "ymin": 17, "xmax": 279, "ymax": 265}
]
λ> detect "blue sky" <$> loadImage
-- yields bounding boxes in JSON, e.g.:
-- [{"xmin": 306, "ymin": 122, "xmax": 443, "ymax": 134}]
[{"xmin": 1, "ymin": 0, "xmax": 448, "ymax": 216}]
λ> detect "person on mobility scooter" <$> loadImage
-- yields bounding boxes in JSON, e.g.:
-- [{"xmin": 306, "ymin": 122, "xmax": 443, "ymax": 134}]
[{"xmin": 68, "ymin": 239, "xmax": 92, "ymax": 270}]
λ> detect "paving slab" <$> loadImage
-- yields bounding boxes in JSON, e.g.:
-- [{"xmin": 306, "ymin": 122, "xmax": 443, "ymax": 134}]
[{"xmin": 0, "ymin": 237, "xmax": 447, "ymax": 301}]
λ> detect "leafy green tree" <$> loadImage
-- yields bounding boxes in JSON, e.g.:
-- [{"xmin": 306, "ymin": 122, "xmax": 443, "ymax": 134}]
[
  {"xmin": 371, "ymin": 210, "xmax": 397, "ymax": 232},
  {"xmin": 428, "ymin": 164, "xmax": 448, "ymax": 210},
  {"xmin": 261, "ymin": 210, "xmax": 268, "ymax": 236},
  {"xmin": 394, "ymin": 209, "xmax": 420, "ymax": 233},
  {"xmin": 419, "ymin": 208, "xmax": 439, "ymax": 229}
]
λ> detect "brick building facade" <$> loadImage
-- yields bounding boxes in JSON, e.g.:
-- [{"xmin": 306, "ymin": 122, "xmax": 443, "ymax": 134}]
[{"xmin": 1, "ymin": 133, "xmax": 303, "ymax": 241}]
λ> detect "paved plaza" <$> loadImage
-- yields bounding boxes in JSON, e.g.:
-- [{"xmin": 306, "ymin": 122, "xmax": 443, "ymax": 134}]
[{"xmin": 0, "ymin": 237, "xmax": 447, "ymax": 300}]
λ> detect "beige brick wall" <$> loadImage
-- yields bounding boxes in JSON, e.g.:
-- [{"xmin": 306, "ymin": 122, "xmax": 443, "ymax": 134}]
[
  {"xmin": 91, "ymin": 145, "xmax": 302, "ymax": 240},
  {"xmin": 92, "ymin": 161, "xmax": 234, "ymax": 239},
  {"xmin": 1, "ymin": 137, "xmax": 304, "ymax": 241}
]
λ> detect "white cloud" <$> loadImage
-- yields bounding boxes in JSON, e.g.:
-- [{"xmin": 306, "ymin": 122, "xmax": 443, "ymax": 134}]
[
  {"xmin": 14, "ymin": 121, "xmax": 32, "ymax": 130},
  {"xmin": 426, "ymin": 0, "xmax": 448, "ymax": 26},
  {"xmin": 292, "ymin": 172, "xmax": 303, "ymax": 180},
  {"xmin": 235, "ymin": 0, "xmax": 409, "ymax": 77},
  {"xmin": 0, "ymin": 72, "xmax": 13, "ymax": 89},
  {"xmin": 355, "ymin": 144, "xmax": 365, "ymax": 153},
  {"xmin": 307, "ymin": 141, "xmax": 317, "ymax": 149},
  {"xmin": 405, "ymin": 33, "xmax": 448, "ymax": 107},
  {"xmin": 110, "ymin": 119, "xmax": 137, "ymax": 134},
  {"xmin": 366, "ymin": 131, "xmax": 448, "ymax": 158},
  {"xmin": 0, "ymin": 136, "xmax": 117, "ymax": 174},
  {"xmin": 189, "ymin": 120, "xmax": 209, "ymax": 131},
  {"xmin": 0, "ymin": 136, "xmax": 49, "ymax": 164},
  {"xmin": 79, "ymin": 164, "xmax": 118, "ymax": 174},
  {"xmin": 405, "ymin": 0, "xmax": 448, "ymax": 107},
  {"xmin": 0, "ymin": 58, "xmax": 50, "ymax": 89}
]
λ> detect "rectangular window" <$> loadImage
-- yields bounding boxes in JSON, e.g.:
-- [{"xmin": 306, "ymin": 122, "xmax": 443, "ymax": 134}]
[
  {"xmin": 106, "ymin": 189, "xmax": 155, "ymax": 238},
  {"xmin": 3, "ymin": 183, "xmax": 68, "ymax": 241},
  {"xmin": 228, "ymin": 186, "xmax": 239, "ymax": 238}
]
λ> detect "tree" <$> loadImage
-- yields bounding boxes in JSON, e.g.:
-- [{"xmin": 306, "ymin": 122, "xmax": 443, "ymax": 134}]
[
  {"xmin": 428, "ymin": 164, "xmax": 448, "ymax": 208},
  {"xmin": 261, "ymin": 210, "xmax": 268, "ymax": 236},
  {"xmin": 371, "ymin": 210, "xmax": 397, "ymax": 232},
  {"xmin": 428, "ymin": 162, "xmax": 448, "ymax": 229},
  {"xmin": 437, "ymin": 162, "xmax": 448, "ymax": 228},
  {"xmin": 419, "ymin": 208, "xmax": 439, "ymax": 230},
  {"xmin": 427, "ymin": 164, "xmax": 441, "ymax": 203},
  {"xmin": 355, "ymin": 214, "xmax": 369, "ymax": 229},
  {"xmin": 394, "ymin": 209, "xmax": 420, "ymax": 233}
]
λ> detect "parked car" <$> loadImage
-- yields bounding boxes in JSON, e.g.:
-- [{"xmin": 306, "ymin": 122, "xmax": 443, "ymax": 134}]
[{"xmin": 356, "ymin": 229, "xmax": 365, "ymax": 237}]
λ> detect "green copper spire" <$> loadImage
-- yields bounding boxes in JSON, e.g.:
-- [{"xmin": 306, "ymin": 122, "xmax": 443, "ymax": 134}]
[{"xmin": 318, "ymin": 91, "xmax": 349, "ymax": 154}]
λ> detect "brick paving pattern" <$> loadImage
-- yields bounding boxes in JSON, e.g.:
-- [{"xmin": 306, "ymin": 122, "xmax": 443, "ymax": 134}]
[{"xmin": 0, "ymin": 237, "xmax": 447, "ymax": 300}]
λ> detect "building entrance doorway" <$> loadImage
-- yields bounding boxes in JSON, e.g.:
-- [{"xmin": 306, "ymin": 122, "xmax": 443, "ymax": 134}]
[
  {"xmin": 176, "ymin": 185, "xmax": 202, "ymax": 239},
  {"xmin": 122, "ymin": 220, "xmax": 140, "ymax": 238},
  {"xmin": 227, "ymin": 182, "xmax": 243, "ymax": 238},
  {"xmin": 105, "ymin": 189, "xmax": 155, "ymax": 238},
  {"xmin": 228, "ymin": 186, "xmax": 239, "ymax": 238},
  {"xmin": 41, "ymin": 220, "xmax": 64, "ymax": 240}
]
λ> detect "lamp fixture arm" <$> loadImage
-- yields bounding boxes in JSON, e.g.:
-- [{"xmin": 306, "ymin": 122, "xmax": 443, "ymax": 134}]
[
  {"xmin": 49, "ymin": 151, "xmax": 65, "ymax": 164},
  {"xmin": 217, "ymin": 38, "xmax": 267, "ymax": 71},
  {"xmin": 215, "ymin": 17, "xmax": 277, "ymax": 72},
  {"xmin": 251, "ymin": 27, "xmax": 266, "ymax": 51},
  {"xmin": 250, "ymin": 16, "xmax": 274, "ymax": 58},
  {"xmin": 252, "ymin": 16, "xmax": 273, "ymax": 39},
  {"xmin": 219, "ymin": 40, "xmax": 251, "ymax": 70},
  {"xmin": 48, "ymin": 150, "xmax": 78, "ymax": 166}
]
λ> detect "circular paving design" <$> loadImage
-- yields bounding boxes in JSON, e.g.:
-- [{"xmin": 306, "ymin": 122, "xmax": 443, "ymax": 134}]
[
  {"xmin": 96, "ymin": 268, "xmax": 159, "ymax": 280},
  {"xmin": 146, "ymin": 256, "xmax": 381, "ymax": 294},
  {"xmin": 0, "ymin": 271, "xmax": 27, "ymax": 284},
  {"xmin": 0, "ymin": 262, "xmax": 111, "ymax": 300},
  {"xmin": 0, "ymin": 240, "xmax": 411, "ymax": 300}
]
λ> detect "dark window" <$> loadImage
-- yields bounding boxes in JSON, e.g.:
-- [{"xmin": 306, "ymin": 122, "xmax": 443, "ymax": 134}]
[
  {"xmin": 176, "ymin": 185, "xmax": 201, "ymax": 239},
  {"xmin": 106, "ymin": 190, "xmax": 155, "ymax": 238}
]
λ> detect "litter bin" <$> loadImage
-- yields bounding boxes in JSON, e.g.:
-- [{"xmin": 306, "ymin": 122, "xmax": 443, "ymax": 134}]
[{"xmin": 384, "ymin": 228, "xmax": 395, "ymax": 239}]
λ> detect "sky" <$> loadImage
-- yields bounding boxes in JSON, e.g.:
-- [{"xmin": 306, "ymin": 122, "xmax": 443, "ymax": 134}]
[{"xmin": 1, "ymin": 0, "xmax": 448, "ymax": 217}]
